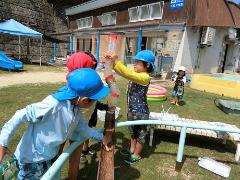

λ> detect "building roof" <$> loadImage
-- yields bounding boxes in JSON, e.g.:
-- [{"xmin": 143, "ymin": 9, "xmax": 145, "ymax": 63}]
[
  {"xmin": 191, "ymin": 0, "xmax": 240, "ymax": 28},
  {"xmin": 52, "ymin": 0, "xmax": 240, "ymax": 36},
  {"xmin": 65, "ymin": 0, "xmax": 128, "ymax": 16},
  {"xmin": 48, "ymin": 0, "xmax": 91, "ymax": 8}
]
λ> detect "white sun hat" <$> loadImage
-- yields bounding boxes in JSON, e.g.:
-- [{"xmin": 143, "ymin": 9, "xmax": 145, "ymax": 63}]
[{"xmin": 178, "ymin": 66, "xmax": 186, "ymax": 72}]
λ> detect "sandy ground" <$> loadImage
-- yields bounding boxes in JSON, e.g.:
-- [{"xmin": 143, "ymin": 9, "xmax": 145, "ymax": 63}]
[
  {"xmin": 0, "ymin": 72, "xmax": 66, "ymax": 88},
  {"xmin": 0, "ymin": 70, "xmax": 170, "ymax": 89}
]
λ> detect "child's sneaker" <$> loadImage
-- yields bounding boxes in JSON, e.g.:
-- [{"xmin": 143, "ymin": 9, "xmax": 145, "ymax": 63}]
[
  {"xmin": 82, "ymin": 148, "xmax": 96, "ymax": 156},
  {"xmin": 124, "ymin": 154, "xmax": 142, "ymax": 165},
  {"xmin": 120, "ymin": 149, "xmax": 133, "ymax": 156},
  {"xmin": 80, "ymin": 154, "xmax": 87, "ymax": 164}
]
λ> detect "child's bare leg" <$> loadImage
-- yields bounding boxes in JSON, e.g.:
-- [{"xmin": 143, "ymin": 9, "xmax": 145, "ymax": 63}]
[
  {"xmin": 68, "ymin": 141, "xmax": 83, "ymax": 180},
  {"xmin": 82, "ymin": 139, "xmax": 89, "ymax": 151},
  {"xmin": 170, "ymin": 97, "xmax": 175, "ymax": 104},
  {"xmin": 130, "ymin": 137, "xmax": 137, "ymax": 153},
  {"xmin": 175, "ymin": 97, "xmax": 180, "ymax": 106},
  {"xmin": 133, "ymin": 142, "xmax": 144, "ymax": 158},
  {"xmin": 174, "ymin": 97, "xmax": 178, "ymax": 104}
]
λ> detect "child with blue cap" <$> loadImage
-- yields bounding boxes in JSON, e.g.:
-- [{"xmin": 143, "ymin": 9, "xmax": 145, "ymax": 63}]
[
  {"xmin": 108, "ymin": 50, "xmax": 155, "ymax": 164},
  {"xmin": 0, "ymin": 68, "xmax": 110, "ymax": 179}
]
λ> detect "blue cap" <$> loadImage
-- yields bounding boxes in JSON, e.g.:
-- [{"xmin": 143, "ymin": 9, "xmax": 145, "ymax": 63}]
[
  {"xmin": 52, "ymin": 68, "xmax": 110, "ymax": 101},
  {"xmin": 133, "ymin": 50, "xmax": 156, "ymax": 72}
]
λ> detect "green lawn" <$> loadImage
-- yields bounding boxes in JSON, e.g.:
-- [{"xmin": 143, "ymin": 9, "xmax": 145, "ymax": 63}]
[{"xmin": 0, "ymin": 77, "xmax": 239, "ymax": 179}]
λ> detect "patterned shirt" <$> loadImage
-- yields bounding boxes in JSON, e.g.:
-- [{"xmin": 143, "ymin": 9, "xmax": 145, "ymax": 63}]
[
  {"xmin": 114, "ymin": 61, "xmax": 150, "ymax": 114},
  {"xmin": 173, "ymin": 75, "xmax": 187, "ymax": 96},
  {"xmin": 127, "ymin": 82, "xmax": 149, "ymax": 114}
]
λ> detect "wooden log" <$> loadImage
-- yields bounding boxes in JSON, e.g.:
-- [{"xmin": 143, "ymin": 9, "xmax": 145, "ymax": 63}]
[{"xmin": 97, "ymin": 111, "xmax": 115, "ymax": 180}]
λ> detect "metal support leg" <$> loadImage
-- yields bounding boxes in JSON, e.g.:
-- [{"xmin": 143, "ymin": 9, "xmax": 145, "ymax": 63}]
[
  {"xmin": 235, "ymin": 142, "xmax": 240, "ymax": 161},
  {"xmin": 222, "ymin": 133, "xmax": 228, "ymax": 145},
  {"xmin": 149, "ymin": 126, "xmax": 154, "ymax": 146},
  {"xmin": 96, "ymin": 31, "xmax": 100, "ymax": 63},
  {"xmin": 177, "ymin": 126, "xmax": 187, "ymax": 163},
  {"xmin": 137, "ymin": 29, "xmax": 142, "ymax": 53}
]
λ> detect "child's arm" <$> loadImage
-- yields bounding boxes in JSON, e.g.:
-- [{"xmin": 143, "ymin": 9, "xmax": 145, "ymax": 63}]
[
  {"xmin": 182, "ymin": 76, "xmax": 187, "ymax": 84},
  {"xmin": 70, "ymin": 117, "xmax": 103, "ymax": 142},
  {"xmin": 113, "ymin": 60, "xmax": 150, "ymax": 86},
  {"xmin": 0, "ymin": 145, "xmax": 13, "ymax": 162},
  {"xmin": 0, "ymin": 98, "xmax": 53, "ymax": 148},
  {"xmin": 0, "ymin": 108, "xmax": 35, "ymax": 148}
]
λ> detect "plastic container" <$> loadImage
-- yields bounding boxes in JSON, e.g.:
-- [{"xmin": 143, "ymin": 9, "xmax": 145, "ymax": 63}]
[
  {"xmin": 0, "ymin": 154, "xmax": 19, "ymax": 180},
  {"xmin": 108, "ymin": 35, "xmax": 117, "ymax": 53},
  {"xmin": 104, "ymin": 35, "xmax": 117, "ymax": 79},
  {"xmin": 103, "ymin": 60, "xmax": 113, "ymax": 79},
  {"xmin": 105, "ymin": 74, "xmax": 120, "ymax": 107},
  {"xmin": 103, "ymin": 34, "xmax": 120, "ymax": 107},
  {"xmin": 198, "ymin": 157, "xmax": 231, "ymax": 178},
  {"xmin": 97, "ymin": 107, "xmax": 120, "ymax": 121}
]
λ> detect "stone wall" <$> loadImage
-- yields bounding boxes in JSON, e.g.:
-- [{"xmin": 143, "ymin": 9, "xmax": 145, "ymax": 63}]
[{"xmin": 0, "ymin": 0, "xmax": 69, "ymax": 64}]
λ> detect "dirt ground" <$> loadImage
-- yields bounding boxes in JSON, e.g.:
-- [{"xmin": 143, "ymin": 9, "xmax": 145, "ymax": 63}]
[
  {"xmin": 0, "ymin": 70, "xmax": 172, "ymax": 89},
  {"xmin": 0, "ymin": 72, "xmax": 66, "ymax": 88}
]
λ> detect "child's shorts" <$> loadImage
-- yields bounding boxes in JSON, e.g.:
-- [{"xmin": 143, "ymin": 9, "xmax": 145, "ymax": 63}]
[
  {"xmin": 172, "ymin": 90, "xmax": 184, "ymax": 99},
  {"xmin": 127, "ymin": 112, "xmax": 149, "ymax": 144},
  {"xmin": 17, "ymin": 156, "xmax": 57, "ymax": 180}
]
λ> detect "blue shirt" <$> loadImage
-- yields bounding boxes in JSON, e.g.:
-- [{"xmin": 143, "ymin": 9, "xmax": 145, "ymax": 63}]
[{"xmin": 0, "ymin": 95, "xmax": 103, "ymax": 164}]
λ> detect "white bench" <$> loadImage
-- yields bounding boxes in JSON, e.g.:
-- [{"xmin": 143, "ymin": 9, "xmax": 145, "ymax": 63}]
[{"xmin": 148, "ymin": 114, "xmax": 240, "ymax": 162}]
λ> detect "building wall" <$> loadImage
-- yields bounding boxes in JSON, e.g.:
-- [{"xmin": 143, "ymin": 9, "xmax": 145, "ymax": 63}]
[
  {"xmin": 224, "ymin": 43, "xmax": 240, "ymax": 73},
  {"xmin": 0, "ymin": 0, "xmax": 69, "ymax": 63},
  {"xmin": 174, "ymin": 27, "xmax": 199, "ymax": 73},
  {"xmin": 177, "ymin": 27, "xmax": 229, "ymax": 74},
  {"xmin": 197, "ymin": 28, "xmax": 227, "ymax": 73}
]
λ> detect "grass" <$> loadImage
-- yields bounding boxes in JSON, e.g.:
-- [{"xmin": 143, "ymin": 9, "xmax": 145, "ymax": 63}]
[{"xmin": 0, "ymin": 76, "xmax": 239, "ymax": 179}]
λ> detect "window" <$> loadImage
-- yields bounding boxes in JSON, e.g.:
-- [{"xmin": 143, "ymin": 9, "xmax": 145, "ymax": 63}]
[
  {"xmin": 128, "ymin": 7, "xmax": 139, "ymax": 22},
  {"xmin": 76, "ymin": 16, "xmax": 93, "ymax": 29},
  {"xmin": 128, "ymin": 1, "xmax": 164, "ymax": 22},
  {"xmin": 139, "ymin": 5, "xmax": 150, "ymax": 20},
  {"xmin": 149, "ymin": 2, "xmax": 164, "ymax": 19},
  {"xmin": 98, "ymin": 11, "xmax": 117, "ymax": 26}
]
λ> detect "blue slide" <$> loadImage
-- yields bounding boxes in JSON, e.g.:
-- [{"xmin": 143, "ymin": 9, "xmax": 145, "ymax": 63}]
[{"xmin": 0, "ymin": 51, "xmax": 23, "ymax": 70}]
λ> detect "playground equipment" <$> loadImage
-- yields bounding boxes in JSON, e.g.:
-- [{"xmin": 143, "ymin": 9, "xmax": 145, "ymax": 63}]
[
  {"xmin": 0, "ymin": 19, "xmax": 43, "ymax": 66},
  {"xmin": 0, "ymin": 51, "xmax": 23, "ymax": 70},
  {"xmin": 215, "ymin": 99, "xmax": 240, "ymax": 116},
  {"xmin": 190, "ymin": 74, "xmax": 240, "ymax": 99},
  {"xmin": 147, "ymin": 84, "xmax": 167, "ymax": 102},
  {"xmin": 41, "ymin": 117, "xmax": 240, "ymax": 180}
]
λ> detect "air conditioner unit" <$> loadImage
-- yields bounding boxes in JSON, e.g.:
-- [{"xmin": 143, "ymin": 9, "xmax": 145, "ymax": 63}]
[{"xmin": 200, "ymin": 27, "xmax": 216, "ymax": 46}]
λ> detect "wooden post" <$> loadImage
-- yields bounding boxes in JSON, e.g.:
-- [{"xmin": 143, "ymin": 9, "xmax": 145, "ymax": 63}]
[{"xmin": 97, "ymin": 110, "xmax": 115, "ymax": 180}]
